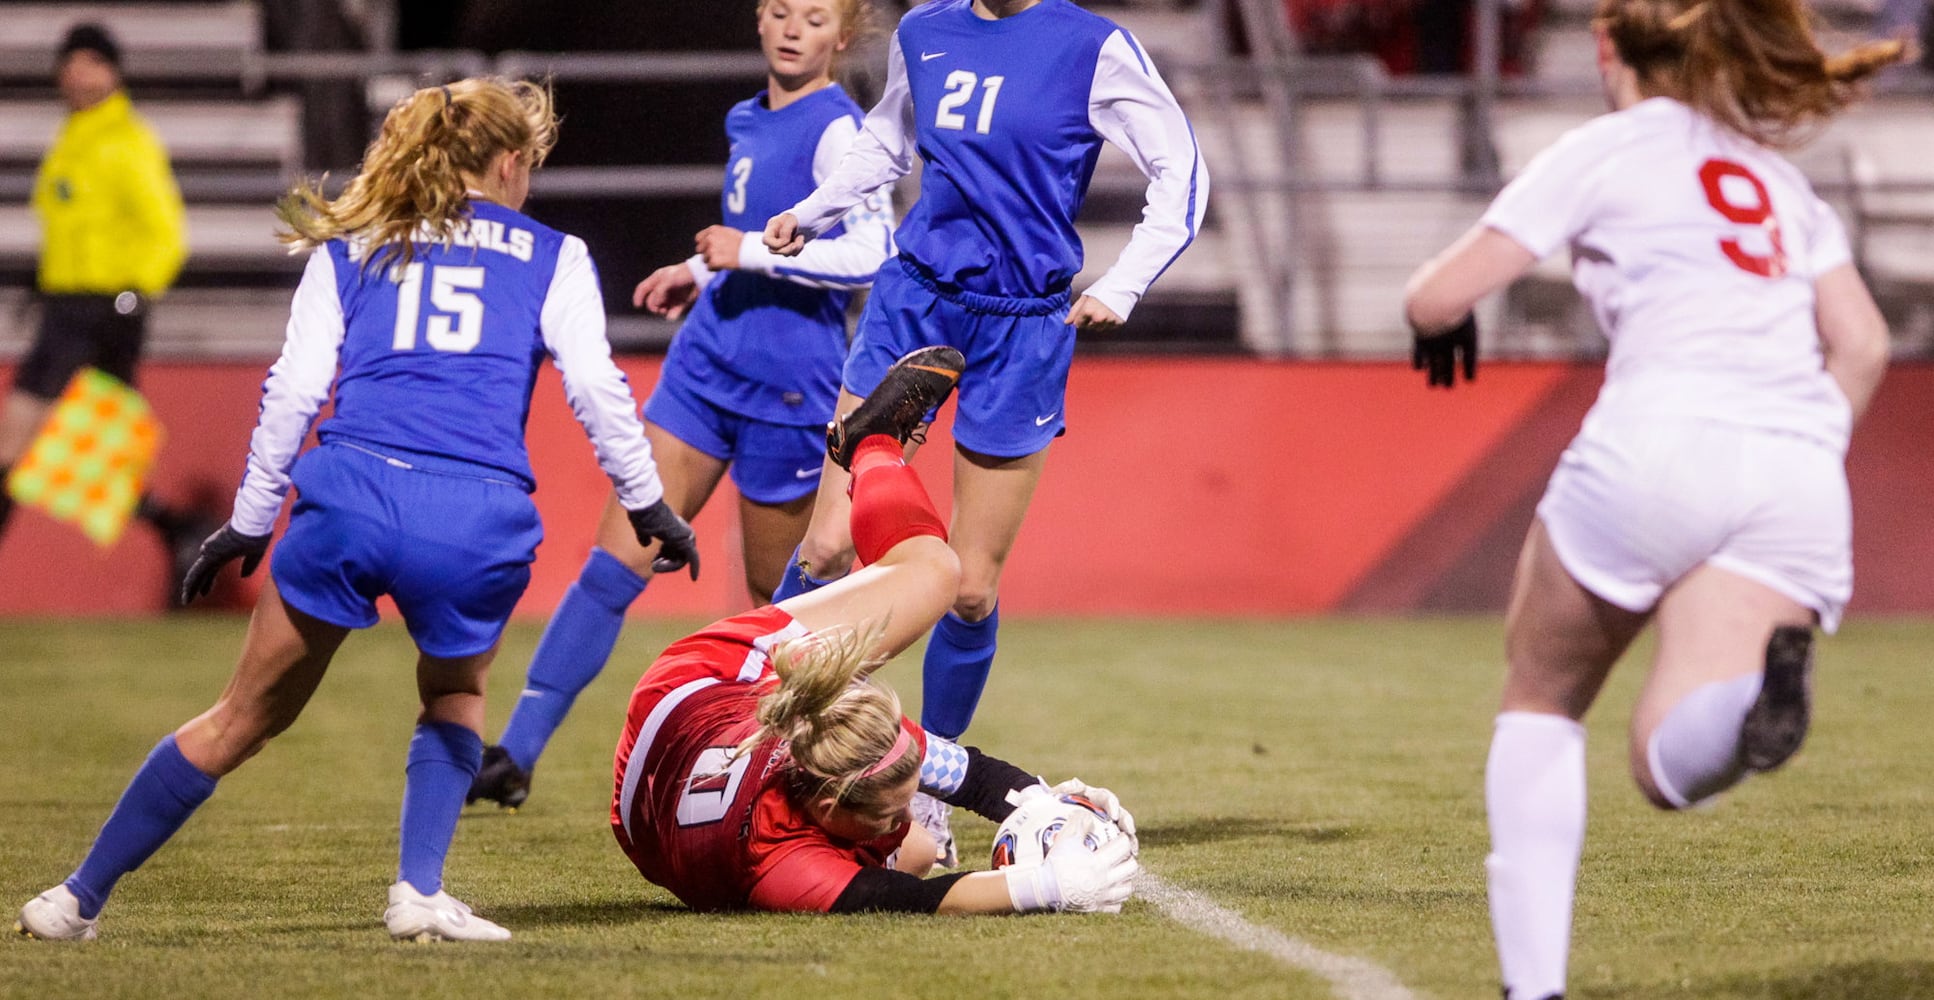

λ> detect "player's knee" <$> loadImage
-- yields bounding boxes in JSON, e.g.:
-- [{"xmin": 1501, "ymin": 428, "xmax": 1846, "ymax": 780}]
[
  {"xmin": 796, "ymin": 533, "xmax": 856, "ymax": 580},
  {"xmin": 952, "ymin": 582, "xmax": 996, "ymax": 623},
  {"xmin": 1629, "ymin": 742, "xmax": 1685, "ymax": 811},
  {"xmin": 1631, "ymin": 673, "xmax": 1761, "ymax": 811}
]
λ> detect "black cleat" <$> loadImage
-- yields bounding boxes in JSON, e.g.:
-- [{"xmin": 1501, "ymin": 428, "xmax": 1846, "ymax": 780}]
[
  {"xmin": 826, "ymin": 346, "xmax": 965, "ymax": 471},
  {"xmin": 467, "ymin": 745, "xmax": 531, "ymax": 810},
  {"xmin": 1741, "ymin": 624, "xmax": 1814, "ymax": 772}
]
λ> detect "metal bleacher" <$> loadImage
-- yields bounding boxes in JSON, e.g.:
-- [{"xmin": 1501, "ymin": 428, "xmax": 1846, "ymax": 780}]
[
  {"xmin": 0, "ymin": 2, "xmax": 303, "ymax": 358},
  {"xmin": 0, "ymin": 0, "xmax": 1928, "ymax": 361}
]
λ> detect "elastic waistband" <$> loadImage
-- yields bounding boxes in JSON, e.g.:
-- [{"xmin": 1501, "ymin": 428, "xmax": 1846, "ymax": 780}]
[
  {"xmin": 897, "ymin": 257, "xmax": 1071, "ymax": 317},
  {"xmin": 323, "ymin": 436, "xmax": 532, "ymax": 490}
]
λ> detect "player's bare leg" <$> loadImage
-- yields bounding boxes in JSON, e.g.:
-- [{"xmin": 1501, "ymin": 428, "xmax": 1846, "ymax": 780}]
[
  {"xmin": 1500, "ymin": 520, "xmax": 1647, "ymax": 720},
  {"xmin": 1628, "ymin": 564, "xmax": 1815, "ymax": 809},
  {"xmin": 174, "ymin": 580, "xmax": 351, "ymax": 776},
  {"xmin": 946, "ymin": 445, "xmax": 1045, "ymax": 627},
  {"xmin": 919, "ymin": 443, "xmax": 1045, "ymax": 725},
  {"xmin": 473, "ymin": 421, "xmax": 725, "ymax": 810},
  {"xmin": 17, "ymin": 581, "xmax": 348, "ymax": 941},
  {"xmin": 739, "ymin": 490, "xmax": 815, "ymax": 606},
  {"xmin": 1490, "ymin": 519, "xmax": 1648, "ymax": 1000},
  {"xmin": 786, "ymin": 388, "xmax": 863, "ymax": 586},
  {"xmin": 593, "ymin": 421, "xmax": 727, "ymax": 575},
  {"xmin": 779, "ymin": 346, "xmax": 965, "ymax": 659}
]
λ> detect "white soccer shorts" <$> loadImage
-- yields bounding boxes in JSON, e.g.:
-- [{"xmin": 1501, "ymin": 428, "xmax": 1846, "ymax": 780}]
[{"xmin": 1536, "ymin": 417, "xmax": 1853, "ymax": 632}]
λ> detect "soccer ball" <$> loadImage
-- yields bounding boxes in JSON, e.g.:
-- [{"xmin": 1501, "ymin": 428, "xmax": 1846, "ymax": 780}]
[{"xmin": 989, "ymin": 791, "xmax": 1122, "ymax": 868}]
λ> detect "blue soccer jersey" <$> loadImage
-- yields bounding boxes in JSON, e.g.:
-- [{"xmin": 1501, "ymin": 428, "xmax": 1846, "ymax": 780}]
[
  {"xmin": 229, "ymin": 199, "xmax": 663, "ymax": 535},
  {"xmin": 788, "ymin": 0, "xmax": 1207, "ymax": 317},
  {"xmin": 668, "ymin": 84, "xmax": 893, "ymax": 426}
]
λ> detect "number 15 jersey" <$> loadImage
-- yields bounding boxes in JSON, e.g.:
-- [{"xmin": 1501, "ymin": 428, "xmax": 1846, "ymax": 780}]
[
  {"xmin": 1484, "ymin": 97, "xmax": 1856, "ymax": 452},
  {"xmin": 229, "ymin": 199, "xmax": 662, "ymax": 536}
]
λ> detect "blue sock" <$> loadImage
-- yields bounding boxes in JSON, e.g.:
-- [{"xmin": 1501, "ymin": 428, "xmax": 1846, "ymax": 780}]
[
  {"xmin": 771, "ymin": 544, "xmax": 839, "ymax": 603},
  {"xmin": 65, "ymin": 734, "xmax": 218, "ymax": 919},
  {"xmin": 498, "ymin": 547, "xmax": 647, "ymax": 771},
  {"xmin": 920, "ymin": 606, "xmax": 1000, "ymax": 740},
  {"xmin": 398, "ymin": 720, "xmax": 483, "ymax": 896}
]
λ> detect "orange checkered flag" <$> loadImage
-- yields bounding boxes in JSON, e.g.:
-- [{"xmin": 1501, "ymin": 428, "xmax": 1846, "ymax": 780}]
[{"xmin": 5, "ymin": 368, "xmax": 163, "ymax": 547}]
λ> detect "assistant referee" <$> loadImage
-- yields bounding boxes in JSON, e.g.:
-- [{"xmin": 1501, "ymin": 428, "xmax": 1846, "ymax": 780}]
[{"xmin": 0, "ymin": 23, "xmax": 207, "ymax": 581}]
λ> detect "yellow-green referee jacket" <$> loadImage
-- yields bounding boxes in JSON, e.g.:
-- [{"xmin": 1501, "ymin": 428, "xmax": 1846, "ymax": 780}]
[{"xmin": 31, "ymin": 90, "xmax": 187, "ymax": 297}]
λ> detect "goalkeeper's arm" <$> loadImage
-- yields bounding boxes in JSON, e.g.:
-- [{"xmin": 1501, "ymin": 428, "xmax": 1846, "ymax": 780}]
[
  {"xmin": 928, "ymin": 743, "xmax": 1040, "ymax": 823},
  {"xmin": 824, "ymin": 740, "xmax": 1137, "ymax": 916}
]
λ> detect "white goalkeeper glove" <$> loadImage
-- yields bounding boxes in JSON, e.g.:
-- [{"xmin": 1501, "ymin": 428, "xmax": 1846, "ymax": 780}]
[
  {"xmin": 1002, "ymin": 832, "xmax": 1138, "ymax": 914},
  {"xmin": 1049, "ymin": 778, "xmax": 1138, "ymax": 850}
]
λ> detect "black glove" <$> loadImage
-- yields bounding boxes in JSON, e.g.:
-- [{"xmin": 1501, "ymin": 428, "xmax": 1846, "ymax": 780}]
[
  {"xmin": 178, "ymin": 524, "xmax": 272, "ymax": 606},
  {"xmin": 1413, "ymin": 313, "xmax": 1479, "ymax": 388},
  {"xmin": 627, "ymin": 499, "xmax": 700, "ymax": 580}
]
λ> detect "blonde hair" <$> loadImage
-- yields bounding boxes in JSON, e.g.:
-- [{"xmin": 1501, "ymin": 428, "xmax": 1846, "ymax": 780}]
[
  {"xmin": 744, "ymin": 621, "xmax": 921, "ymax": 811},
  {"xmin": 757, "ymin": 0, "xmax": 877, "ymax": 72},
  {"xmin": 275, "ymin": 77, "xmax": 558, "ymax": 271},
  {"xmin": 1595, "ymin": 0, "xmax": 1908, "ymax": 149}
]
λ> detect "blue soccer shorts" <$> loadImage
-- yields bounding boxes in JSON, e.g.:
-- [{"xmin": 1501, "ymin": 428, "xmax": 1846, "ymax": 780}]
[
  {"xmin": 842, "ymin": 257, "xmax": 1075, "ymax": 460},
  {"xmin": 271, "ymin": 441, "xmax": 543, "ymax": 658},
  {"xmin": 642, "ymin": 375, "xmax": 826, "ymax": 505}
]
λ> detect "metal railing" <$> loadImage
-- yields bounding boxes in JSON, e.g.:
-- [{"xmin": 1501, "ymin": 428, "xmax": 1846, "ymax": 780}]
[{"xmin": 4, "ymin": 2, "xmax": 1931, "ymax": 357}]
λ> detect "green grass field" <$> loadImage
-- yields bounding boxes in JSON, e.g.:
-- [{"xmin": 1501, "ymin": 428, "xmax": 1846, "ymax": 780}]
[{"xmin": 3, "ymin": 616, "xmax": 1932, "ymax": 999}]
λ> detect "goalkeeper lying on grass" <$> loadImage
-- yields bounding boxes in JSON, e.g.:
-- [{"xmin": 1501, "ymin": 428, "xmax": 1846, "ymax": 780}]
[{"xmin": 610, "ymin": 347, "xmax": 1138, "ymax": 914}]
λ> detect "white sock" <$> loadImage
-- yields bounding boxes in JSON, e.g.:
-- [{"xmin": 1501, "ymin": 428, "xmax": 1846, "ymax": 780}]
[
  {"xmin": 1646, "ymin": 673, "xmax": 1761, "ymax": 808},
  {"xmin": 1486, "ymin": 711, "xmax": 1587, "ymax": 1000}
]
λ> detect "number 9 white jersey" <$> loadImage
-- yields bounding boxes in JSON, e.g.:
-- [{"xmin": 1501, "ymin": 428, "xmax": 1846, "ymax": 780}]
[{"xmin": 1484, "ymin": 97, "xmax": 1856, "ymax": 452}]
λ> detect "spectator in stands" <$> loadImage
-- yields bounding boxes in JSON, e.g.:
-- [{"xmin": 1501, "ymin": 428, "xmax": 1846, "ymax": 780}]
[{"xmin": 0, "ymin": 23, "xmax": 211, "ymax": 586}]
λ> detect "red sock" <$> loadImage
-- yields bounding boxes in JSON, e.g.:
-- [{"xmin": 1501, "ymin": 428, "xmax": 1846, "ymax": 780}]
[
  {"xmin": 850, "ymin": 435, "xmax": 906, "ymax": 478},
  {"xmin": 850, "ymin": 450, "xmax": 947, "ymax": 564}
]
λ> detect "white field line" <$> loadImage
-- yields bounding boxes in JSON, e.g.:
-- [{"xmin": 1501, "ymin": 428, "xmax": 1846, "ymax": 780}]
[{"xmin": 1137, "ymin": 872, "xmax": 1423, "ymax": 1000}]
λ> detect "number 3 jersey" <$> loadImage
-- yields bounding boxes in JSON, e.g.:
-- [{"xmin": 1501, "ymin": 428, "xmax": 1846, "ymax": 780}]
[
  {"xmin": 667, "ymin": 84, "xmax": 893, "ymax": 427},
  {"xmin": 611, "ymin": 607, "xmax": 918, "ymax": 913},
  {"xmin": 1484, "ymin": 97, "xmax": 1856, "ymax": 452},
  {"xmin": 228, "ymin": 199, "xmax": 663, "ymax": 536}
]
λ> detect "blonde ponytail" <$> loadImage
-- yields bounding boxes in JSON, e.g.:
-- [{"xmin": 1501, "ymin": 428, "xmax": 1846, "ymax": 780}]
[
  {"xmin": 745, "ymin": 621, "xmax": 921, "ymax": 810},
  {"xmin": 275, "ymin": 77, "xmax": 558, "ymax": 271},
  {"xmin": 1596, "ymin": 0, "xmax": 1908, "ymax": 148}
]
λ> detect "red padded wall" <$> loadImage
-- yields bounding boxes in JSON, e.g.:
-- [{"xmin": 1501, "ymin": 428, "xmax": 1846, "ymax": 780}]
[{"xmin": 1, "ymin": 359, "xmax": 1926, "ymax": 619}]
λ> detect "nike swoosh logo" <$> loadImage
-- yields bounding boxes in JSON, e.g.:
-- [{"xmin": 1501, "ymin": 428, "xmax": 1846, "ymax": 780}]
[
  {"xmin": 795, "ymin": 468, "xmax": 819, "ymax": 479},
  {"xmin": 1034, "ymin": 413, "xmax": 1058, "ymax": 426},
  {"xmin": 921, "ymin": 51, "xmax": 946, "ymax": 61}
]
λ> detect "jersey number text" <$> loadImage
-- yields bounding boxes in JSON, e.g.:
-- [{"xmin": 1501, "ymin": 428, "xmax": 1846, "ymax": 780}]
[
  {"xmin": 935, "ymin": 71, "xmax": 1005, "ymax": 135},
  {"xmin": 726, "ymin": 157, "xmax": 754, "ymax": 215},
  {"xmin": 675, "ymin": 746, "xmax": 755, "ymax": 827},
  {"xmin": 391, "ymin": 263, "xmax": 486, "ymax": 352},
  {"xmin": 1698, "ymin": 159, "xmax": 1787, "ymax": 279}
]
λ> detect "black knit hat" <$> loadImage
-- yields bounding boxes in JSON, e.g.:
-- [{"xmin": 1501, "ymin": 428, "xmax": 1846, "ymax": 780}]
[{"xmin": 58, "ymin": 23, "xmax": 121, "ymax": 69}]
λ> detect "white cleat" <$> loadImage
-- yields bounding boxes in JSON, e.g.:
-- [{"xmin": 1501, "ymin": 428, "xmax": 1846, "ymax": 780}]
[
  {"xmin": 910, "ymin": 791, "xmax": 958, "ymax": 869},
  {"xmin": 15, "ymin": 885, "xmax": 98, "ymax": 942},
  {"xmin": 383, "ymin": 881, "xmax": 511, "ymax": 943}
]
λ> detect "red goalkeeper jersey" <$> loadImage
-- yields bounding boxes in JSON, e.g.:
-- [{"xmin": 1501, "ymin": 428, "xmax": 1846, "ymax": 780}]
[{"xmin": 611, "ymin": 607, "xmax": 917, "ymax": 912}]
